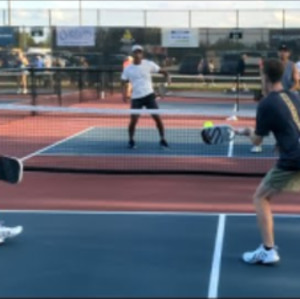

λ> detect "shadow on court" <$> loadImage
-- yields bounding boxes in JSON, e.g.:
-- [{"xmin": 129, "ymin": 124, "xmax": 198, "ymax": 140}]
[{"xmin": 0, "ymin": 212, "xmax": 300, "ymax": 298}]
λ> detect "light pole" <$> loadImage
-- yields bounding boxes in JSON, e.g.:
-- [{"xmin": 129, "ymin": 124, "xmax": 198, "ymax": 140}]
[
  {"xmin": 79, "ymin": 0, "xmax": 82, "ymax": 26},
  {"xmin": 7, "ymin": 0, "xmax": 11, "ymax": 26}
]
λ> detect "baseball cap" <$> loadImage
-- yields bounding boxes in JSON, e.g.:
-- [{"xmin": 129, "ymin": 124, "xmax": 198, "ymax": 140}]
[
  {"xmin": 278, "ymin": 43, "xmax": 289, "ymax": 51},
  {"xmin": 132, "ymin": 45, "xmax": 144, "ymax": 53}
]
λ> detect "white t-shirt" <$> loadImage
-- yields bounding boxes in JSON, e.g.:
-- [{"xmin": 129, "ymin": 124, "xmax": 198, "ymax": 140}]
[{"xmin": 121, "ymin": 59, "xmax": 160, "ymax": 100}]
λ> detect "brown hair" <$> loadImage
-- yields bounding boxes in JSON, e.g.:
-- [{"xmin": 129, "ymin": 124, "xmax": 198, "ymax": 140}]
[{"xmin": 263, "ymin": 58, "xmax": 284, "ymax": 84}]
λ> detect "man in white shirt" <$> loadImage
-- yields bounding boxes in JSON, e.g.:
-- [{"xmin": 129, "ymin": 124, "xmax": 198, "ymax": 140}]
[{"xmin": 121, "ymin": 45, "xmax": 171, "ymax": 149}]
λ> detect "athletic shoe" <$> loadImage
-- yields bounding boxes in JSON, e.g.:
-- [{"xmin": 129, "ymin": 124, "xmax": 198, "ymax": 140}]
[
  {"xmin": 160, "ymin": 139, "xmax": 170, "ymax": 149},
  {"xmin": 0, "ymin": 224, "xmax": 23, "ymax": 244},
  {"xmin": 128, "ymin": 140, "xmax": 136, "ymax": 149},
  {"xmin": 251, "ymin": 145, "xmax": 263, "ymax": 153},
  {"xmin": 23, "ymin": 89, "xmax": 28, "ymax": 95},
  {"xmin": 242, "ymin": 244, "xmax": 280, "ymax": 265}
]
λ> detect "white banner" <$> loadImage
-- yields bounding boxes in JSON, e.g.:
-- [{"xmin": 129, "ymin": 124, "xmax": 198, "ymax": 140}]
[
  {"xmin": 162, "ymin": 29, "xmax": 199, "ymax": 48},
  {"xmin": 57, "ymin": 27, "xmax": 95, "ymax": 47}
]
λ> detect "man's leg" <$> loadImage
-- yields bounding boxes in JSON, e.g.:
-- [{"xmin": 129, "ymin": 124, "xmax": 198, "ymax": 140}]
[
  {"xmin": 253, "ymin": 182, "xmax": 279, "ymax": 248},
  {"xmin": 129, "ymin": 115, "xmax": 139, "ymax": 143},
  {"xmin": 151, "ymin": 115, "xmax": 164, "ymax": 140},
  {"xmin": 128, "ymin": 100, "xmax": 142, "ymax": 149},
  {"xmin": 146, "ymin": 94, "xmax": 168, "ymax": 147},
  {"xmin": 242, "ymin": 168, "xmax": 287, "ymax": 264}
]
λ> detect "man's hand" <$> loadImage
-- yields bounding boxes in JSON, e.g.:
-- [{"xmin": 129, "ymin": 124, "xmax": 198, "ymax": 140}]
[
  {"xmin": 234, "ymin": 127, "xmax": 254, "ymax": 137},
  {"xmin": 122, "ymin": 94, "xmax": 130, "ymax": 103}
]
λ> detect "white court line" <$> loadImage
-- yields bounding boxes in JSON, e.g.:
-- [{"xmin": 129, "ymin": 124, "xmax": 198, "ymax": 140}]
[
  {"xmin": 37, "ymin": 152, "xmax": 276, "ymax": 160},
  {"xmin": 20, "ymin": 126, "xmax": 95, "ymax": 162},
  {"xmin": 2, "ymin": 210, "xmax": 300, "ymax": 218},
  {"xmin": 208, "ymin": 214, "xmax": 226, "ymax": 299},
  {"xmin": 227, "ymin": 139, "xmax": 235, "ymax": 158}
]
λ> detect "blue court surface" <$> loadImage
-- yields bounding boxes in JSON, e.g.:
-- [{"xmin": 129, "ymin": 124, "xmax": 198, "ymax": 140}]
[
  {"xmin": 39, "ymin": 127, "xmax": 277, "ymax": 159},
  {"xmin": 1, "ymin": 211, "xmax": 300, "ymax": 298}
]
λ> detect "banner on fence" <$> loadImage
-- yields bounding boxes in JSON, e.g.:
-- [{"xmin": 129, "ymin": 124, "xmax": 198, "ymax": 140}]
[{"xmin": 57, "ymin": 27, "xmax": 95, "ymax": 47}]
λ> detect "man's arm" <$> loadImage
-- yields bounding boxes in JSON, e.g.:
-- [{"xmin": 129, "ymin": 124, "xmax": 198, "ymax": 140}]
[
  {"xmin": 121, "ymin": 80, "xmax": 130, "ymax": 102},
  {"xmin": 291, "ymin": 64, "xmax": 299, "ymax": 91},
  {"xmin": 121, "ymin": 69, "xmax": 130, "ymax": 102},
  {"xmin": 236, "ymin": 128, "xmax": 263, "ymax": 146},
  {"xmin": 150, "ymin": 61, "xmax": 171, "ymax": 85},
  {"xmin": 158, "ymin": 69, "xmax": 171, "ymax": 85}
]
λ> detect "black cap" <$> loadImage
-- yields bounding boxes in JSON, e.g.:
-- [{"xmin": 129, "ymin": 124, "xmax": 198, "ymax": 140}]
[{"xmin": 278, "ymin": 43, "xmax": 289, "ymax": 51}]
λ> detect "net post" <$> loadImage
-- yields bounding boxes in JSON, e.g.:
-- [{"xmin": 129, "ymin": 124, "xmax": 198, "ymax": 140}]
[
  {"xmin": 79, "ymin": 69, "xmax": 83, "ymax": 103},
  {"xmin": 57, "ymin": 69, "xmax": 62, "ymax": 106},
  {"xmin": 96, "ymin": 69, "xmax": 100, "ymax": 100},
  {"xmin": 100, "ymin": 71, "xmax": 105, "ymax": 100},
  {"xmin": 109, "ymin": 70, "xmax": 114, "ymax": 96},
  {"xmin": 226, "ymin": 74, "xmax": 239, "ymax": 121},
  {"xmin": 30, "ymin": 68, "xmax": 37, "ymax": 116},
  {"xmin": 236, "ymin": 73, "xmax": 240, "ymax": 112}
]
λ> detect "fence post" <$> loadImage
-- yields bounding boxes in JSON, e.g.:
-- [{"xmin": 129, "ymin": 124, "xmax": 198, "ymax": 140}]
[
  {"xmin": 143, "ymin": 10, "xmax": 147, "ymax": 27},
  {"xmin": 79, "ymin": 0, "xmax": 82, "ymax": 26},
  {"xmin": 97, "ymin": 9, "xmax": 101, "ymax": 26},
  {"xmin": 48, "ymin": 9, "xmax": 52, "ymax": 27},
  {"xmin": 8, "ymin": 0, "xmax": 11, "ymax": 26}
]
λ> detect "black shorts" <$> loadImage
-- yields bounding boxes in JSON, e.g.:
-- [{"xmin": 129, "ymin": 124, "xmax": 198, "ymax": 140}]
[{"xmin": 131, "ymin": 93, "xmax": 159, "ymax": 109}]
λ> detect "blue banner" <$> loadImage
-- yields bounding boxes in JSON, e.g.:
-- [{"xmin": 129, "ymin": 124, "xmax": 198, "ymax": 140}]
[{"xmin": 0, "ymin": 27, "xmax": 16, "ymax": 47}]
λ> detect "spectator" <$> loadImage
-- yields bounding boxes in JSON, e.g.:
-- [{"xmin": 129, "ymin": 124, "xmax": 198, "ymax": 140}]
[
  {"xmin": 197, "ymin": 58, "xmax": 207, "ymax": 86},
  {"xmin": 79, "ymin": 57, "xmax": 89, "ymax": 87},
  {"xmin": 17, "ymin": 53, "xmax": 29, "ymax": 94},
  {"xmin": 34, "ymin": 55, "xmax": 44, "ymax": 68},
  {"xmin": 44, "ymin": 56, "xmax": 52, "ymax": 68},
  {"xmin": 278, "ymin": 44, "xmax": 299, "ymax": 92},
  {"xmin": 208, "ymin": 59, "xmax": 216, "ymax": 87},
  {"xmin": 232, "ymin": 53, "xmax": 248, "ymax": 92}
]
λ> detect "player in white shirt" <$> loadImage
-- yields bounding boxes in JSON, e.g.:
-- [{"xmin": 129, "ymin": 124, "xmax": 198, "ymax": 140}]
[{"xmin": 121, "ymin": 45, "xmax": 171, "ymax": 149}]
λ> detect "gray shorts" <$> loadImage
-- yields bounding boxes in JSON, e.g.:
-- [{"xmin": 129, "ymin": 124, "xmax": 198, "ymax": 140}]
[{"xmin": 262, "ymin": 167, "xmax": 300, "ymax": 192}]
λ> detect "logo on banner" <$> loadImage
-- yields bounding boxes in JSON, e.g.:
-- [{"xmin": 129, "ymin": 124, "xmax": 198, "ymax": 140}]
[
  {"xmin": 121, "ymin": 30, "xmax": 135, "ymax": 44},
  {"xmin": 57, "ymin": 27, "xmax": 95, "ymax": 47}
]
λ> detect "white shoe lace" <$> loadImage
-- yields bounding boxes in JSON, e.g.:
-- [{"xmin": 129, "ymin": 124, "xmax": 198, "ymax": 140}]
[{"xmin": 249, "ymin": 245, "xmax": 279, "ymax": 263}]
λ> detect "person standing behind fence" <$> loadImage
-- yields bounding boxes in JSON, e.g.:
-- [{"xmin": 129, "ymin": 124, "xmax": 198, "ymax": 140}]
[
  {"xmin": 278, "ymin": 44, "xmax": 299, "ymax": 92},
  {"xmin": 17, "ymin": 53, "xmax": 29, "ymax": 95},
  {"xmin": 232, "ymin": 53, "xmax": 248, "ymax": 93}
]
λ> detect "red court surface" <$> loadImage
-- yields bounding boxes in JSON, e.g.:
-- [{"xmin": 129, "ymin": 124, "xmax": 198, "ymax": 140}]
[{"xmin": 1, "ymin": 172, "xmax": 299, "ymax": 213}]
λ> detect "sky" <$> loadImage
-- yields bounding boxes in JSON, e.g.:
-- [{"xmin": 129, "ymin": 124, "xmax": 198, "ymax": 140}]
[
  {"xmin": 0, "ymin": 1, "xmax": 300, "ymax": 10},
  {"xmin": 0, "ymin": 1, "xmax": 299, "ymax": 27}
]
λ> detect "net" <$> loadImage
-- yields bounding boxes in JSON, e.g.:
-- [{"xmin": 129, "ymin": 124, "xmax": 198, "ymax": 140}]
[{"xmin": 0, "ymin": 104, "xmax": 276, "ymax": 176}]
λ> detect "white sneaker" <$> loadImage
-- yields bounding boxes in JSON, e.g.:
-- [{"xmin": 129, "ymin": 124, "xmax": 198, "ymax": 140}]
[
  {"xmin": 251, "ymin": 145, "xmax": 263, "ymax": 153},
  {"xmin": 242, "ymin": 244, "xmax": 280, "ymax": 265},
  {"xmin": 22, "ymin": 89, "xmax": 28, "ymax": 95},
  {"xmin": 0, "ymin": 224, "xmax": 23, "ymax": 244}
]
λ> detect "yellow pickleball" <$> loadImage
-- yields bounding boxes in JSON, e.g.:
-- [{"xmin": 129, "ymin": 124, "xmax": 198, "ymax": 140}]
[{"xmin": 203, "ymin": 121, "xmax": 214, "ymax": 128}]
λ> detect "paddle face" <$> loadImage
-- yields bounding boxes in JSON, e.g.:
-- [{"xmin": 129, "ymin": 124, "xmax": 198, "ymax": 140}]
[
  {"xmin": 0, "ymin": 156, "xmax": 23, "ymax": 184},
  {"xmin": 201, "ymin": 125, "xmax": 235, "ymax": 145}
]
